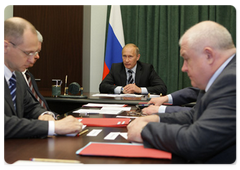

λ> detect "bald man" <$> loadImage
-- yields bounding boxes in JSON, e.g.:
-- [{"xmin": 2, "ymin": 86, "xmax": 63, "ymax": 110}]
[
  {"xmin": 127, "ymin": 21, "xmax": 236, "ymax": 163},
  {"xmin": 4, "ymin": 17, "xmax": 82, "ymax": 138}
]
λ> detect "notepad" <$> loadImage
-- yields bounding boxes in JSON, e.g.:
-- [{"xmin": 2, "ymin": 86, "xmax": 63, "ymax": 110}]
[
  {"xmin": 77, "ymin": 118, "xmax": 131, "ymax": 127},
  {"xmin": 76, "ymin": 142, "xmax": 172, "ymax": 159}
]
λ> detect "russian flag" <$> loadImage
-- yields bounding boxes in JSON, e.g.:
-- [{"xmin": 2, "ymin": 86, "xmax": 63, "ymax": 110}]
[{"xmin": 102, "ymin": 5, "xmax": 125, "ymax": 80}]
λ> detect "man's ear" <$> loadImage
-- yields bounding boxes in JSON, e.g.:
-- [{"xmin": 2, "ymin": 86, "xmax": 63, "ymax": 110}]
[
  {"xmin": 204, "ymin": 47, "xmax": 214, "ymax": 65},
  {"xmin": 137, "ymin": 54, "xmax": 140, "ymax": 61},
  {"xmin": 4, "ymin": 40, "xmax": 10, "ymax": 54}
]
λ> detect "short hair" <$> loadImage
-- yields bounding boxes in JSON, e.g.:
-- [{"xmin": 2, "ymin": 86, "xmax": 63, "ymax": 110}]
[
  {"xmin": 179, "ymin": 21, "xmax": 235, "ymax": 51},
  {"xmin": 36, "ymin": 30, "xmax": 43, "ymax": 43},
  {"xmin": 123, "ymin": 43, "xmax": 140, "ymax": 56},
  {"xmin": 4, "ymin": 17, "xmax": 37, "ymax": 45}
]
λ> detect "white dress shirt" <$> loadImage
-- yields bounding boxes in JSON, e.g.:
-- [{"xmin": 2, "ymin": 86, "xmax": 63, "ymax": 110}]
[
  {"xmin": 114, "ymin": 64, "xmax": 148, "ymax": 94},
  {"xmin": 4, "ymin": 65, "xmax": 55, "ymax": 136}
]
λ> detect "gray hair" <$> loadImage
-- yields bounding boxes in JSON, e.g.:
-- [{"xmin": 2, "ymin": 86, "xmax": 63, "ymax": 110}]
[{"xmin": 36, "ymin": 30, "xmax": 43, "ymax": 43}]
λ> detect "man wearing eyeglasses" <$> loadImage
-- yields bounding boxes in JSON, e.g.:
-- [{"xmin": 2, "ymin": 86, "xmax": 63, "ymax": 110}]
[
  {"xmin": 4, "ymin": 17, "xmax": 83, "ymax": 138},
  {"xmin": 21, "ymin": 30, "xmax": 54, "ymax": 119}
]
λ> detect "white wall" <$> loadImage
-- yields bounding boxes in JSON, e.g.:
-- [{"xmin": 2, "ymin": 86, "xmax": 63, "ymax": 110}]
[
  {"xmin": 83, "ymin": 5, "xmax": 107, "ymax": 93},
  {"xmin": 5, "ymin": 5, "xmax": 108, "ymax": 93},
  {"xmin": 91, "ymin": 5, "xmax": 107, "ymax": 93},
  {"xmin": 4, "ymin": 5, "xmax": 13, "ymax": 20}
]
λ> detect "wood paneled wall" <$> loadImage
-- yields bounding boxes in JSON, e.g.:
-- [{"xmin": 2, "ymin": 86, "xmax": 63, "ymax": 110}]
[{"xmin": 14, "ymin": 6, "xmax": 83, "ymax": 94}]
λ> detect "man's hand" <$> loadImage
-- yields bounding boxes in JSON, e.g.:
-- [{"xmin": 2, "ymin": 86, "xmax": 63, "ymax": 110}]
[
  {"xmin": 123, "ymin": 84, "xmax": 141, "ymax": 94},
  {"xmin": 142, "ymin": 105, "xmax": 160, "ymax": 115},
  {"xmin": 127, "ymin": 115, "xmax": 160, "ymax": 142},
  {"xmin": 55, "ymin": 116, "xmax": 83, "ymax": 135},
  {"xmin": 148, "ymin": 96, "xmax": 169, "ymax": 106},
  {"xmin": 38, "ymin": 114, "xmax": 55, "ymax": 121}
]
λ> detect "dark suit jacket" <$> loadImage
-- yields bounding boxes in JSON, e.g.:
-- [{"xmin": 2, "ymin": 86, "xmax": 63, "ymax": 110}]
[
  {"xmin": 99, "ymin": 61, "xmax": 167, "ymax": 95},
  {"xmin": 165, "ymin": 87, "xmax": 199, "ymax": 113},
  {"xmin": 25, "ymin": 71, "xmax": 50, "ymax": 111},
  {"xmin": 5, "ymin": 71, "xmax": 49, "ymax": 139},
  {"xmin": 141, "ymin": 56, "xmax": 236, "ymax": 163}
]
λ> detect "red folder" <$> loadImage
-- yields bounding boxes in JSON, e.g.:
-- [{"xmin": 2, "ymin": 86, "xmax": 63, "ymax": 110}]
[
  {"xmin": 76, "ymin": 142, "xmax": 172, "ymax": 159},
  {"xmin": 77, "ymin": 118, "xmax": 131, "ymax": 127}
]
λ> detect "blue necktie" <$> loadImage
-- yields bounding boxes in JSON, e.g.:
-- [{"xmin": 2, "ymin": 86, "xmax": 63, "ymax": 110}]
[
  {"xmin": 9, "ymin": 74, "xmax": 17, "ymax": 110},
  {"xmin": 128, "ymin": 70, "xmax": 134, "ymax": 84}
]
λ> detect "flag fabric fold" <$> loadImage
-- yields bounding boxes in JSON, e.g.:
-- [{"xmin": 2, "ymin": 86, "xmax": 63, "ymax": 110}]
[{"xmin": 102, "ymin": 5, "xmax": 125, "ymax": 80}]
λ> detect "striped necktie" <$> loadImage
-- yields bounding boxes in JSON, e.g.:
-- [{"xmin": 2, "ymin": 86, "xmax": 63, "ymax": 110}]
[
  {"xmin": 9, "ymin": 74, "xmax": 17, "ymax": 110},
  {"xmin": 25, "ymin": 71, "xmax": 47, "ymax": 109},
  {"xmin": 128, "ymin": 70, "xmax": 134, "ymax": 84}
]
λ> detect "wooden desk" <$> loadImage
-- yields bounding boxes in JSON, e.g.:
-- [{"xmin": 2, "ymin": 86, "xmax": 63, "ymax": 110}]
[
  {"xmin": 44, "ymin": 92, "xmax": 151, "ymax": 114},
  {"xmin": 5, "ymin": 108, "xmax": 187, "ymax": 164}
]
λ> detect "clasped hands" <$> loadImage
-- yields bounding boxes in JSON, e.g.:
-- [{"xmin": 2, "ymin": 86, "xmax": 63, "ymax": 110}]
[{"xmin": 122, "ymin": 83, "xmax": 141, "ymax": 94}]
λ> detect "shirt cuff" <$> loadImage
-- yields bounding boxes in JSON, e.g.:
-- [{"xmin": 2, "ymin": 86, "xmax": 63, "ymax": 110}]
[
  {"xmin": 158, "ymin": 105, "xmax": 167, "ymax": 113},
  {"xmin": 167, "ymin": 94, "xmax": 173, "ymax": 104},
  {"xmin": 141, "ymin": 87, "xmax": 148, "ymax": 94},
  {"xmin": 48, "ymin": 121, "xmax": 55, "ymax": 136},
  {"xmin": 114, "ymin": 86, "xmax": 122, "ymax": 94}
]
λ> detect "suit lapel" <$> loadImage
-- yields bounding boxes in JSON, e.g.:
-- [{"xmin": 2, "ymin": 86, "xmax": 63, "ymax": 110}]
[
  {"xmin": 193, "ymin": 90, "xmax": 206, "ymax": 121},
  {"xmin": 135, "ymin": 63, "xmax": 142, "ymax": 85},
  {"xmin": 15, "ymin": 72, "xmax": 24, "ymax": 117},
  {"xmin": 120, "ymin": 63, "xmax": 127, "ymax": 86},
  {"xmin": 4, "ymin": 79, "xmax": 16, "ymax": 115}
]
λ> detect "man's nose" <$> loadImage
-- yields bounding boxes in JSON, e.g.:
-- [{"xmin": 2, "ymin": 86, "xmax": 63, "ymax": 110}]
[
  {"xmin": 35, "ymin": 53, "xmax": 40, "ymax": 59},
  {"xmin": 181, "ymin": 61, "xmax": 188, "ymax": 72},
  {"xmin": 28, "ymin": 55, "xmax": 35, "ymax": 64}
]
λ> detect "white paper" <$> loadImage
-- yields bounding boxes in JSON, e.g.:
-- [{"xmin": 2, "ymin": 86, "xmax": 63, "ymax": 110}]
[
  {"xmin": 83, "ymin": 103, "xmax": 126, "ymax": 107},
  {"xmin": 66, "ymin": 125, "xmax": 86, "ymax": 137},
  {"xmin": 104, "ymin": 132, "xmax": 120, "ymax": 140},
  {"xmin": 73, "ymin": 109, "xmax": 122, "ymax": 115},
  {"xmin": 73, "ymin": 109, "xmax": 101, "ymax": 114},
  {"xmin": 86, "ymin": 129, "xmax": 102, "ymax": 136},
  {"xmin": 119, "ymin": 132, "xmax": 128, "ymax": 140},
  {"xmin": 116, "ymin": 115, "xmax": 140, "ymax": 119},
  {"xmin": 101, "ymin": 106, "xmax": 131, "ymax": 111},
  {"xmin": 92, "ymin": 93, "xmax": 143, "ymax": 98}
]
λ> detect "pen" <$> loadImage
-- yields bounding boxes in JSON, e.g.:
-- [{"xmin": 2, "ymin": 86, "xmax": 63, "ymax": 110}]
[
  {"xmin": 64, "ymin": 75, "xmax": 68, "ymax": 95},
  {"xmin": 30, "ymin": 158, "xmax": 80, "ymax": 163},
  {"xmin": 77, "ymin": 129, "xmax": 89, "ymax": 136}
]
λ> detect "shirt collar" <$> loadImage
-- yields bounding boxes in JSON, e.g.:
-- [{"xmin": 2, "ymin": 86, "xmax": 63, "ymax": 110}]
[
  {"xmin": 4, "ymin": 64, "xmax": 15, "ymax": 83},
  {"xmin": 205, "ymin": 54, "xmax": 235, "ymax": 92}
]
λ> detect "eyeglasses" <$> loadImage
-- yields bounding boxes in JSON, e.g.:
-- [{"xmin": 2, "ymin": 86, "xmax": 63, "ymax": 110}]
[{"xmin": 8, "ymin": 41, "xmax": 38, "ymax": 57}]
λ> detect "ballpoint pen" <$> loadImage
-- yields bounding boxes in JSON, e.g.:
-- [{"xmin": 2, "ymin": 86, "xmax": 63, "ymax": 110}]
[
  {"xmin": 64, "ymin": 75, "xmax": 68, "ymax": 95},
  {"xmin": 30, "ymin": 158, "xmax": 80, "ymax": 163},
  {"xmin": 77, "ymin": 129, "xmax": 89, "ymax": 137}
]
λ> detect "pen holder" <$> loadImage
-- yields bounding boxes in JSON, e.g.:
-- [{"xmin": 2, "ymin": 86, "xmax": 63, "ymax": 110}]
[{"xmin": 52, "ymin": 85, "xmax": 61, "ymax": 97}]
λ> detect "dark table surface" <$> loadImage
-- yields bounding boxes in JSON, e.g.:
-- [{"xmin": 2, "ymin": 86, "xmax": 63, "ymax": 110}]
[{"xmin": 5, "ymin": 108, "xmax": 187, "ymax": 164}]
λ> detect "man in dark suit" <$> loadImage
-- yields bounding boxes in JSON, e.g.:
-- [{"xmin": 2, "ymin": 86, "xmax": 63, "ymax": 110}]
[
  {"xmin": 22, "ymin": 30, "xmax": 51, "ymax": 113},
  {"xmin": 4, "ymin": 17, "xmax": 82, "ymax": 138},
  {"xmin": 127, "ymin": 21, "xmax": 236, "ymax": 163},
  {"xmin": 142, "ymin": 87, "xmax": 199, "ymax": 114},
  {"xmin": 99, "ymin": 43, "xmax": 167, "ymax": 95}
]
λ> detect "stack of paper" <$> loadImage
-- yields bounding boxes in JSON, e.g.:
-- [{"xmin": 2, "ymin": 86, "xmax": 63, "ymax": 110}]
[
  {"xmin": 73, "ymin": 103, "xmax": 131, "ymax": 115},
  {"xmin": 92, "ymin": 93, "xmax": 143, "ymax": 98}
]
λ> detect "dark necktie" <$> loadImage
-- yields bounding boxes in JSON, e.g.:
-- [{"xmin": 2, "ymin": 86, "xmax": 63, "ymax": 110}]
[
  {"xmin": 25, "ymin": 71, "xmax": 47, "ymax": 109},
  {"xmin": 128, "ymin": 70, "xmax": 134, "ymax": 84},
  {"xmin": 9, "ymin": 74, "xmax": 17, "ymax": 110}
]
